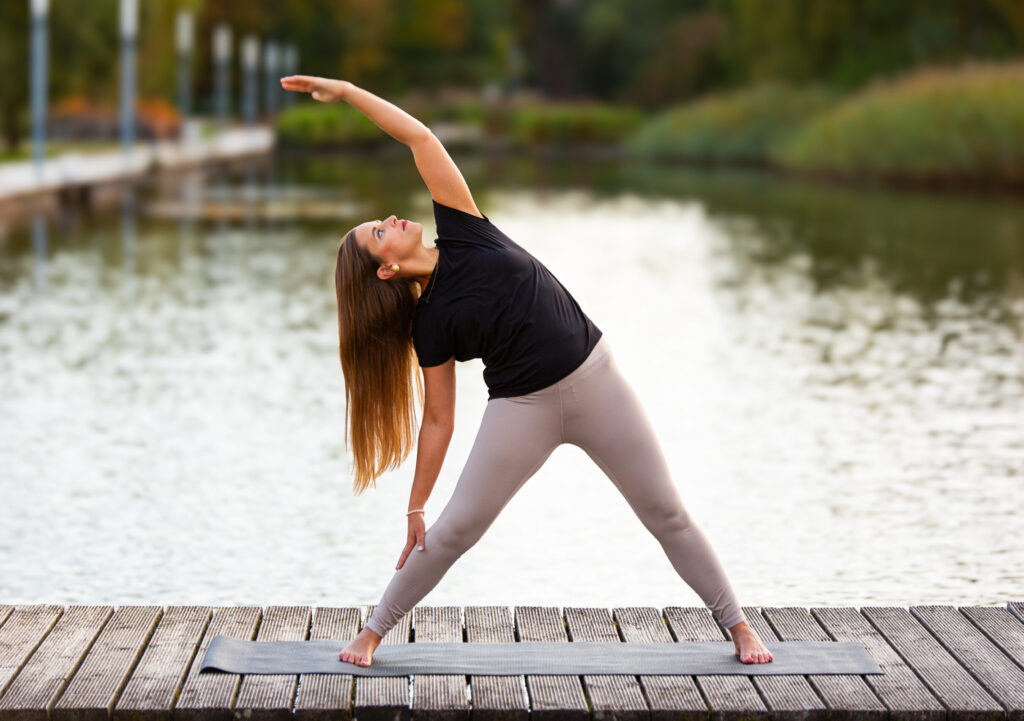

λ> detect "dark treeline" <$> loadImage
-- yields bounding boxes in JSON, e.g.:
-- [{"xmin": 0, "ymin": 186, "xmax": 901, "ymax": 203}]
[{"xmin": 1, "ymin": 0, "xmax": 1023, "ymax": 150}]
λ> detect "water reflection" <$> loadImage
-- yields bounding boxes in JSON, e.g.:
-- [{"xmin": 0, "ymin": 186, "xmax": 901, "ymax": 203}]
[{"xmin": 0, "ymin": 154, "xmax": 1020, "ymax": 612}]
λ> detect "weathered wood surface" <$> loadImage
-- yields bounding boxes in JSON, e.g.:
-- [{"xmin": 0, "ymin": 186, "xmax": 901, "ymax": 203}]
[{"xmin": 1, "ymin": 602, "xmax": 1023, "ymax": 720}]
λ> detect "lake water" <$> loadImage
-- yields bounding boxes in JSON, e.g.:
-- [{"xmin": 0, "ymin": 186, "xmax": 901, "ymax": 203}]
[{"xmin": 1, "ymin": 152, "xmax": 1021, "ymax": 617}]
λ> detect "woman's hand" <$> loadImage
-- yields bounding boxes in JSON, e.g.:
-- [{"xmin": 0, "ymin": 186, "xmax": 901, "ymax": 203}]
[
  {"xmin": 396, "ymin": 513, "xmax": 426, "ymax": 569},
  {"xmin": 280, "ymin": 75, "xmax": 351, "ymax": 103}
]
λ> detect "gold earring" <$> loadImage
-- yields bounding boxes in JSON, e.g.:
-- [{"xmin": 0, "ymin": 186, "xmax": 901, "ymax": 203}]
[{"xmin": 390, "ymin": 264, "xmax": 399, "ymax": 272}]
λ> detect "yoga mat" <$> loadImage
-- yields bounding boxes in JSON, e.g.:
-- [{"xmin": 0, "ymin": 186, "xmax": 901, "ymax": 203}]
[{"xmin": 198, "ymin": 636, "xmax": 883, "ymax": 676}]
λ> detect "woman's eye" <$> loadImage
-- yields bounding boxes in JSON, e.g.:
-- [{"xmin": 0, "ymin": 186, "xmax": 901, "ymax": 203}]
[{"xmin": 376, "ymin": 228, "xmax": 383, "ymax": 238}]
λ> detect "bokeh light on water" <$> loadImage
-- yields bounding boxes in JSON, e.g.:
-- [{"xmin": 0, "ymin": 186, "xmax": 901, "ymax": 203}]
[{"xmin": 1, "ymin": 155, "xmax": 1021, "ymax": 611}]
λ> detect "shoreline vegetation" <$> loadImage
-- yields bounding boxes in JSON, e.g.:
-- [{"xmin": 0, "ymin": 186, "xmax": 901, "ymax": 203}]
[{"xmin": 276, "ymin": 60, "xmax": 1024, "ymax": 193}]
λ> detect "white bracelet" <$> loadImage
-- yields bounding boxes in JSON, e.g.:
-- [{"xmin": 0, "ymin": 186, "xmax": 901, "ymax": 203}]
[{"xmin": 406, "ymin": 508, "xmax": 425, "ymax": 516}]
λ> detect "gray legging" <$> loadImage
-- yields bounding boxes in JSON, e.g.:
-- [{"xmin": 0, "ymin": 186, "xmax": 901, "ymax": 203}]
[{"xmin": 365, "ymin": 335, "xmax": 746, "ymax": 636}]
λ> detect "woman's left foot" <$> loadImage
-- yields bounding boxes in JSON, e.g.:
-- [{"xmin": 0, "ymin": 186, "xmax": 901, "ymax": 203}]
[
  {"xmin": 339, "ymin": 627, "xmax": 381, "ymax": 667},
  {"xmin": 729, "ymin": 621, "xmax": 774, "ymax": 663}
]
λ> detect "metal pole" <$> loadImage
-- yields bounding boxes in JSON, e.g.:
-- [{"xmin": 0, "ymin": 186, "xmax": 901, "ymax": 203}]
[
  {"xmin": 283, "ymin": 45, "xmax": 298, "ymax": 109},
  {"xmin": 263, "ymin": 41, "xmax": 278, "ymax": 120},
  {"xmin": 213, "ymin": 24, "xmax": 231, "ymax": 128},
  {"xmin": 30, "ymin": 0, "xmax": 48, "ymax": 174},
  {"xmin": 120, "ymin": 0, "xmax": 137, "ymax": 158},
  {"xmin": 176, "ymin": 10, "xmax": 193, "ymax": 121},
  {"xmin": 242, "ymin": 36, "xmax": 259, "ymax": 126}
]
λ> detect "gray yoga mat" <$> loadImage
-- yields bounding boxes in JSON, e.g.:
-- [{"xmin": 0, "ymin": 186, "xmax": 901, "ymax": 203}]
[{"xmin": 198, "ymin": 636, "xmax": 883, "ymax": 676}]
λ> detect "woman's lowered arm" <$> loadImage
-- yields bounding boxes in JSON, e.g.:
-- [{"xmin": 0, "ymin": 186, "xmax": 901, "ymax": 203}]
[{"xmin": 280, "ymin": 75, "xmax": 481, "ymax": 217}]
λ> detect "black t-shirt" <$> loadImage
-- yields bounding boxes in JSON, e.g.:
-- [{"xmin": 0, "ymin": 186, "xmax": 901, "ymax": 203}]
[{"xmin": 411, "ymin": 199, "xmax": 603, "ymax": 400}]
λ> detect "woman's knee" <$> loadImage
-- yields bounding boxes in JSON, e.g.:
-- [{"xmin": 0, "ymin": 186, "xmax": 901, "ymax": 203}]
[
  {"xmin": 428, "ymin": 515, "xmax": 489, "ymax": 557},
  {"xmin": 638, "ymin": 503, "xmax": 694, "ymax": 540}
]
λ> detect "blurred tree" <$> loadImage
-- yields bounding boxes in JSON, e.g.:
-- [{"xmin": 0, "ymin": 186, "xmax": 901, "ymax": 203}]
[
  {"xmin": 3, "ymin": 0, "xmax": 1023, "ymax": 151},
  {"xmin": 624, "ymin": 9, "xmax": 728, "ymax": 108},
  {"xmin": 713, "ymin": 0, "xmax": 1024, "ymax": 89},
  {"xmin": 0, "ymin": 0, "xmax": 123, "ymax": 151},
  {"xmin": 0, "ymin": 2, "xmax": 28, "ymax": 150}
]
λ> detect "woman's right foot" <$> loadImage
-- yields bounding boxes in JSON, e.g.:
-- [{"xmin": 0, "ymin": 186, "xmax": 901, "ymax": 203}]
[
  {"xmin": 339, "ymin": 627, "xmax": 382, "ymax": 667},
  {"xmin": 729, "ymin": 621, "xmax": 774, "ymax": 663}
]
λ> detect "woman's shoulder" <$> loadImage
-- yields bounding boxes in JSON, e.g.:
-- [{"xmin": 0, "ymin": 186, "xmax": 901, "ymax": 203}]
[
  {"xmin": 432, "ymin": 198, "xmax": 523, "ymax": 253},
  {"xmin": 433, "ymin": 197, "xmax": 488, "ymax": 222}
]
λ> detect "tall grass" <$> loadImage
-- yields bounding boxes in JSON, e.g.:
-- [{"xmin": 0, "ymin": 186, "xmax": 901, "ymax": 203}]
[
  {"xmin": 276, "ymin": 103, "xmax": 384, "ymax": 147},
  {"xmin": 276, "ymin": 96, "xmax": 644, "ymax": 147},
  {"xmin": 498, "ymin": 102, "xmax": 646, "ymax": 145},
  {"xmin": 621, "ymin": 83, "xmax": 838, "ymax": 163},
  {"xmin": 774, "ymin": 61, "xmax": 1024, "ymax": 183}
]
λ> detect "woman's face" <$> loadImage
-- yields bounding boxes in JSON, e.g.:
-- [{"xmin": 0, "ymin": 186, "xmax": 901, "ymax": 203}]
[{"xmin": 353, "ymin": 215, "xmax": 423, "ymax": 264}]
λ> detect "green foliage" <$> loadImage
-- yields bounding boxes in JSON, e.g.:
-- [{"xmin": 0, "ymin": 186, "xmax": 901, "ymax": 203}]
[
  {"xmin": 501, "ymin": 102, "xmax": 646, "ymax": 145},
  {"xmin": 622, "ymin": 83, "xmax": 837, "ymax": 162},
  {"xmin": 276, "ymin": 103, "xmax": 384, "ymax": 146},
  {"xmin": 774, "ymin": 61, "xmax": 1024, "ymax": 181},
  {"xmin": 275, "ymin": 97, "xmax": 645, "ymax": 147},
  {"xmin": 712, "ymin": 0, "xmax": 1024, "ymax": 90}
]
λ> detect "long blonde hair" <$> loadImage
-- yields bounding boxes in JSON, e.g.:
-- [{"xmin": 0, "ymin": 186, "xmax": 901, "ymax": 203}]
[{"xmin": 335, "ymin": 227, "xmax": 424, "ymax": 495}]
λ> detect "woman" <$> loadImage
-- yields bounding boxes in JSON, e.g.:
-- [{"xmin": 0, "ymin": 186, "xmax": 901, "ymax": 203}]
[{"xmin": 280, "ymin": 75, "xmax": 775, "ymax": 667}]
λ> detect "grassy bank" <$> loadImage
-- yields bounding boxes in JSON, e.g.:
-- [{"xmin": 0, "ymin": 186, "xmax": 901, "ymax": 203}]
[
  {"xmin": 621, "ymin": 83, "xmax": 838, "ymax": 164},
  {"xmin": 623, "ymin": 60, "xmax": 1024, "ymax": 187},
  {"xmin": 773, "ymin": 61, "xmax": 1024, "ymax": 185},
  {"xmin": 276, "ymin": 103, "xmax": 386, "ymax": 147},
  {"xmin": 276, "ymin": 95, "xmax": 644, "ymax": 148},
  {"xmin": 276, "ymin": 60, "xmax": 1024, "ymax": 189}
]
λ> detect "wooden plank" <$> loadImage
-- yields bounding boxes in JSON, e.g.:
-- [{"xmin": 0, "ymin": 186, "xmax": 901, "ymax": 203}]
[
  {"xmin": 0, "ymin": 605, "xmax": 64, "ymax": 702},
  {"xmin": 564, "ymin": 606, "xmax": 647, "ymax": 721},
  {"xmin": 614, "ymin": 606, "xmax": 707, "ymax": 721},
  {"xmin": 353, "ymin": 603, "xmax": 412, "ymax": 721},
  {"xmin": 740, "ymin": 606, "xmax": 830, "ymax": 721},
  {"xmin": 911, "ymin": 604, "xmax": 1024, "ymax": 718},
  {"xmin": 464, "ymin": 606, "xmax": 527, "ymax": 721},
  {"xmin": 113, "ymin": 606, "xmax": 212, "ymax": 721},
  {"xmin": 860, "ymin": 606, "xmax": 1003, "ymax": 721},
  {"xmin": 173, "ymin": 606, "xmax": 261, "ymax": 721},
  {"xmin": 1008, "ymin": 602, "xmax": 1024, "ymax": 625},
  {"xmin": 0, "ymin": 605, "xmax": 113, "ymax": 721},
  {"xmin": 664, "ymin": 606, "xmax": 769, "ymax": 721},
  {"xmin": 293, "ymin": 607, "xmax": 360, "ymax": 721},
  {"xmin": 513, "ymin": 606, "xmax": 588, "ymax": 721},
  {"xmin": 761, "ymin": 606, "xmax": 883, "ymax": 721},
  {"xmin": 410, "ymin": 606, "xmax": 467, "ymax": 719},
  {"xmin": 0, "ymin": 608, "xmax": 13, "ymax": 629},
  {"xmin": 51, "ymin": 605, "xmax": 162, "ymax": 721},
  {"xmin": 962, "ymin": 606, "xmax": 1024, "ymax": 673},
  {"xmin": 811, "ymin": 606, "xmax": 945, "ymax": 721},
  {"xmin": 234, "ymin": 606, "xmax": 310, "ymax": 721}
]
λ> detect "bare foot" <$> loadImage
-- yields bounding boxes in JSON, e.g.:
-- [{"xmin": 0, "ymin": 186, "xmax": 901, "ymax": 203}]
[
  {"xmin": 339, "ymin": 627, "xmax": 382, "ymax": 667},
  {"xmin": 729, "ymin": 621, "xmax": 774, "ymax": 664}
]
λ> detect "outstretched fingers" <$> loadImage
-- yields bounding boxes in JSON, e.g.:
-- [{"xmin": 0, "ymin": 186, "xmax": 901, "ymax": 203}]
[{"xmin": 280, "ymin": 75, "xmax": 317, "ymax": 92}]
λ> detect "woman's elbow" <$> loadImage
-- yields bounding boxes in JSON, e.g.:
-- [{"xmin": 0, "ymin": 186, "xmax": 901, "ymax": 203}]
[{"xmin": 422, "ymin": 413, "xmax": 455, "ymax": 433}]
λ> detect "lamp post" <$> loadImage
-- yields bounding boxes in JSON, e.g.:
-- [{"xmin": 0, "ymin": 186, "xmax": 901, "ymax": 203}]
[
  {"xmin": 283, "ymin": 45, "xmax": 298, "ymax": 109},
  {"xmin": 30, "ymin": 0, "xmax": 49, "ymax": 294},
  {"xmin": 120, "ymin": 0, "xmax": 137, "ymax": 158},
  {"xmin": 242, "ymin": 35, "xmax": 260, "ymax": 126},
  {"xmin": 213, "ymin": 24, "xmax": 232, "ymax": 128},
  {"xmin": 176, "ymin": 10, "xmax": 193, "ymax": 124},
  {"xmin": 30, "ymin": 0, "xmax": 48, "ymax": 174},
  {"xmin": 263, "ymin": 41, "xmax": 278, "ymax": 119}
]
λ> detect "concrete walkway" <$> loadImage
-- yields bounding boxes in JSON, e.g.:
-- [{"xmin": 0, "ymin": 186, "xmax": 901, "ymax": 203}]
[{"xmin": 0, "ymin": 126, "xmax": 274, "ymax": 204}]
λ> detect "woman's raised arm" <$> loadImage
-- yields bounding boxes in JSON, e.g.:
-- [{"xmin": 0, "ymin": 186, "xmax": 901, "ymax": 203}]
[
  {"xmin": 280, "ymin": 76, "xmax": 481, "ymax": 218},
  {"xmin": 280, "ymin": 75, "xmax": 429, "ymax": 145}
]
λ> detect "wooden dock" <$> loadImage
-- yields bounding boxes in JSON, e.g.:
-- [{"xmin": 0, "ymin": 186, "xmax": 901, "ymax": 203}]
[{"xmin": 1, "ymin": 601, "xmax": 1023, "ymax": 721}]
